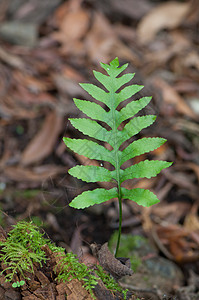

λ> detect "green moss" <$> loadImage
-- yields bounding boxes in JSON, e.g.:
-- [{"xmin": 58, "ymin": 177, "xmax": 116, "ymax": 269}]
[
  {"xmin": 0, "ymin": 221, "xmax": 129, "ymax": 299},
  {"xmin": 0, "ymin": 221, "xmax": 47, "ymax": 282}
]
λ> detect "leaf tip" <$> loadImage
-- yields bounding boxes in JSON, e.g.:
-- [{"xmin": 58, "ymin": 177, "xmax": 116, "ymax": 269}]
[
  {"xmin": 110, "ymin": 57, "xmax": 119, "ymax": 67},
  {"xmin": 63, "ymin": 137, "xmax": 67, "ymax": 144},
  {"xmin": 167, "ymin": 161, "xmax": 173, "ymax": 167}
]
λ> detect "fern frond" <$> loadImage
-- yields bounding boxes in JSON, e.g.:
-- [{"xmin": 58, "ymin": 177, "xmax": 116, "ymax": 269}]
[{"xmin": 63, "ymin": 57, "xmax": 172, "ymax": 212}]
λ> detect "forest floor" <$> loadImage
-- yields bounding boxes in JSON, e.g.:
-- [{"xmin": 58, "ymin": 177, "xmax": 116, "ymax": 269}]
[{"xmin": 0, "ymin": 0, "xmax": 199, "ymax": 299}]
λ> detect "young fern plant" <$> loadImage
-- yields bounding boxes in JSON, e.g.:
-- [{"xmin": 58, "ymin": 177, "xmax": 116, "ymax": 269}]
[{"xmin": 63, "ymin": 57, "xmax": 172, "ymax": 257}]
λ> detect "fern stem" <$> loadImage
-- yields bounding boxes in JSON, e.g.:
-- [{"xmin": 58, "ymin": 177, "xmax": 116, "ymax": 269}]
[
  {"xmin": 115, "ymin": 186, "xmax": 122, "ymax": 257},
  {"xmin": 108, "ymin": 78, "xmax": 123, "ymax": 258}
]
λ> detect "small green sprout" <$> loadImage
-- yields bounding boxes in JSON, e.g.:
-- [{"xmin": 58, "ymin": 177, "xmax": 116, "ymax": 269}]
[{"xmin": 12, "ymin": 280, "xmax": 25, "ymax": 288}]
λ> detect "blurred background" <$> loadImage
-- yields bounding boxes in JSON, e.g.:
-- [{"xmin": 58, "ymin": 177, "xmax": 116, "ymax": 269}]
[{"xmin": 0, "ymin": 0, "xmax": 199, "ymax": 298}]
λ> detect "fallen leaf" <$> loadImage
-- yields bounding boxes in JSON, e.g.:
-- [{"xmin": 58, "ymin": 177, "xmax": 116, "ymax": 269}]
[
  {"xmin": 144, "ymin": 30, "xmax": 191, "ymax": 71},
  {"xmin": 163, "ymin": 169, "xmax": 198, "ymax": 192},
  {"xmin": 153, "ymin": 78, "xmax": 197, "ymax": 120},
  {"xmin": 172, "ymin": 50, "xmax": 199, "ymax": 78},
  {"xmin": 59, "ymin": 8, "xmax": 89, "ymax": 42},
  {"xmin": 182, "ymin": 51, "xmax": 199, "ymax": 71},
  {"xmin": 13, "ymin": 70, "xmax": 51, "ymax": 93},
  {"xmin": 0, "ymin": 46, "xmax": 26, "ymax": 70},
  {"xmin": 184, "ymin": 205, "xmax": 199, "ymax": 232},
  {"xmin": 14, "ymin": 87, "xmax": 56, "ymax": 105},
  {"xmin": 91, "ymin": 242, "xmax": 133, "ymax": 280},
  {"xmin": 85, "ymin": 12, "xmax": 140, "ymax": 65},
  {"xmin": 0, "ymin": 95, "xmax": 37, "ymax": 119},
  {"xmin": 137, "ymin": 1, "xmax": 191, "ymax": 44},
  {"xmin": 4, "ymin": 165, "xmax": 65, "ymax": 182},
  {"xmin": 153, "ymin": 224, "xmax": 199, "ymax": 263},
  {"xmin": 151, "ymin": 202, "xmax": 191, "ymax": 224},
  {"xmin": 21, "ymin": 111, "xmax": 63, "ymax": 165},
  {"xmin": 126, "ymin": 177, "xmax": 156, "ymax": 190},
  {"xmin": 52, "ymin": 0, "xmax": 90, "ymax": 55}
]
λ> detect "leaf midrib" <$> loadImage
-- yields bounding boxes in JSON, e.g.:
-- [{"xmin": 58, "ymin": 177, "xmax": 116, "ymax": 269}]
[{"xmin": 110, "ymin": 76, "xmax": 121, "ymax": 192}]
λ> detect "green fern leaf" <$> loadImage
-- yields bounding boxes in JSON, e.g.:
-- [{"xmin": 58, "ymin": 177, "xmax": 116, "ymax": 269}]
[
  {"xmin": 121, "ymin": 188, "xmax": 159, "ymax": 207},
  {"xmin": 69, "ymin": 165, "xmax": 113, "ymax": 183},
  {"xmin": 69, "ymin": 188, "xmax": 118, "ymax": 209},
  {"xmin": 63, "ymin": 57, "xmax": 172, "ymax": 255},
  {"xmin": 117, "ymin": 96, "xmax": 151, "ymax": 123},
  {"xmin": 79, "ymin": 84, "xmax": 110, "ymax": 108},
  {"xmin": 120, "ymin": 160, "xmax": 172, "ymax": 182},
  {"xmin": 69, "ymin": 118, "xmax": 111, "ymax": 144},
  {"xmin": 117, "ymin": 115, "xmax": 156, "ymax": 146},
  {"xmin": 63, "ymin": 138, "xmax": 114, "ymax": 165},
  {"xmin": 119, "ymin": 137, "xmax": 167, "ymax": 166},
  {"xmin": 73, "ymin": 99, "xmax": 107, "ymax": 122}
]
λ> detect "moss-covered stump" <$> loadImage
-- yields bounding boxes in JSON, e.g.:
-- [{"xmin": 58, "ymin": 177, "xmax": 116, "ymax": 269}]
[{"xmin": 0, "ymin": 222, "xmax": 134, "ymax": 300}]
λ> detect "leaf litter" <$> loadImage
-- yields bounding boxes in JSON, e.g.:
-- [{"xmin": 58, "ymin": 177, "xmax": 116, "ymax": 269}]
[{"xmin": 0, "ymin": 0, "xmax": 199, "ymax": 299}]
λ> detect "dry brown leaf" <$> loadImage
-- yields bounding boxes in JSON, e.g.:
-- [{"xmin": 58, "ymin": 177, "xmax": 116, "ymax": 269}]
[
  {"xmin": 184, "ymin": 205, "xmax": 199, "ymax": 232},
  {"xmin": 79, "ymin": 253, "xmax": 98, "ymax": 267},
  {"xmin": 174, "ymin": 77, "xmax": 199, "ymax": 94},
  {"xmin": 153, "ymin": 78, "xmax": 197, "ymax": 120},
  {"xmin": 144, "ymin": 30, "xmax": 191, "ymax": 71},
  {"xmin": 0, "ymin": 95, "xmax": 37, "ymax": 119},
  {"xmin": 151, "ymin": 202, "xmax": 191, "ymax": 224},
  {"xmin": 85, "ymin": 12, "xmax": 140, "ymax": 65},
  {"xmin": 182, "ymin": 51, "xmax": 199, "ymax": 71},
  {"xmin": 126, "ymin": 177, "xmax": 156, "ymax": 190},
  {"xmin": 172, "ymin": 50, "xmax": 199, "ymax": 77},
  {"xmin": 13, "ymin": 70, "xmax": 51, "ymax": 93},
  {"xmin": 155, "ymin": 182, "xmax": 173, "ymax": 202},
  {"xmin": 91, "ymin": 243, "xmax": 133, "ymax": 280},
  {"xmin": 141, "ymin": 206, "xmax": 153, "ymax": 232},
  {"xmin": 16, "ymin": 89, "xmax": 56, "ymax": 105},
  {"xmin": 53, "ymin": 66, "xmax": 86, "ymax": 98},
  {"xmin": 73, "ymin": 153, "xmax": 99, "ymax": 167},
  {"xmin": 155, "ymin": 224, "xmax": 199, "ymax": 263},
  {"xmin": 163, "ymin": 169, "xmax": 197, "ymax": 192},
  {"xmin": 59, "ymin": 9, "xmax": 89, "ymax": 42},
  {"xmin": 53, "ymin": 0, "xmax": 83, "ymax": 26},
  {"xmin": 0, "ymin": 46, "xmax": 25, "ymax": 70},
  {"xmin": 137, "ymin": 1, "xmax": 191, "ymax": 44},
  {"xmin": 4, "ymin": 165, "xmax": 65, "ymax": 182},
  {"xmin": 21, "ymin": 111, "xmax": 63, "ymax": 166},
  {"xmin": 52, "ymin": 0, "xmax": 90, "ymax": 54}
]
